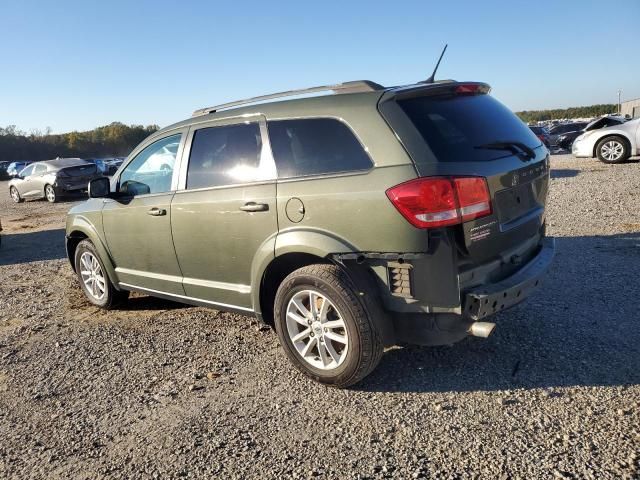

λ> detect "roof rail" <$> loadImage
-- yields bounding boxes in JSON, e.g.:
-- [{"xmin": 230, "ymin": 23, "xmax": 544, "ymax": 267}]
[{"xmin": 191, "ymin": 80, "xmax": 384, "ymax": 117}]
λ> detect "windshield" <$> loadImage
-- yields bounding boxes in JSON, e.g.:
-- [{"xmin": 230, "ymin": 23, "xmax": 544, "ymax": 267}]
[{"xmin": 398, "ymin": 94, "xmax": 542, "ymax": 162}]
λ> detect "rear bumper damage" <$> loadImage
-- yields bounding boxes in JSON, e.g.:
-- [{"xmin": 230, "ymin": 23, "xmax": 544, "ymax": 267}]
[
  {"xmin": 396, "ymin": 237, "xmax": 554, "ymax": 345},
  {"xmin": 463, "ymin": 237, "xmax": 555, "ymax": 321},
  {"xmin": 343, "ymin": 237, "xmax": 555, "ymax": 346}
]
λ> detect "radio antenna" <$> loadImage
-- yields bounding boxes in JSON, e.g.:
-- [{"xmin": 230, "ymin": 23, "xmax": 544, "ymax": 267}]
[{"xmin": 422, "ymin": 44, "xmax": 448, "ymax": 84}]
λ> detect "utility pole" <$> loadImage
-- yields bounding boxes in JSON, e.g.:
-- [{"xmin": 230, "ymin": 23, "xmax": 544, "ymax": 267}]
[{"xmin": 618, "ymin": 90, "xmax": 622, "ymax": 115}]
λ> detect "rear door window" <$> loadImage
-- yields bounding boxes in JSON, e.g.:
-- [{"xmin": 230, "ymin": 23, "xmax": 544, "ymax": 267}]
[
  {"xmin": 397, "ymin": 94, "xmax": 541, "ymax": 162},
  {"xmin": 268, "ymin": 118, "xmax": 372, "ymax": 178},
  {"xmin": 186, "ymin": 123, "xmax": 269, "ymax": 189}
]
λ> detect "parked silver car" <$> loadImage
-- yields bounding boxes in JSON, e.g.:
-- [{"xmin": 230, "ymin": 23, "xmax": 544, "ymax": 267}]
[
  {"xmin": 8, "ymin": 158, "xmax": 102, "ymax": 203},
  {"xmin": 572, "ymin": 117, "xmax": 640, "ymax": 163}
]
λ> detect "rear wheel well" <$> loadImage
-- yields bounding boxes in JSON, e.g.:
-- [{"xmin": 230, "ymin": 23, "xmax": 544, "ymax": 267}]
[
  {"xmin": 259, "ymin": 253, "xmax": 330, "ymax": 325},
  {"xmin": 66, "ymin": 231, "xmax": 88, "ymax": 271}
]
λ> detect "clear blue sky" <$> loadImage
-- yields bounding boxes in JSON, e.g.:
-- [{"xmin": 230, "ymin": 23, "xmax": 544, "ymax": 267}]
[{"xmin": 2, "ymin": 0, "xmax": 638, "ymax": 133}]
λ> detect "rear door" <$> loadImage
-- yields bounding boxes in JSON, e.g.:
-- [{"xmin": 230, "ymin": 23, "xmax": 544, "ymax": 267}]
[
  {"xmin": 170, "ymin": 116, "xmax": 278, "ymax": 311},
  {"xmin": 102, "ymin": 131, "xmax": 187, "ymax": 295},
  {"xmin": 380, "ymin": 86, "xmax": 549, "ymax": 265}
]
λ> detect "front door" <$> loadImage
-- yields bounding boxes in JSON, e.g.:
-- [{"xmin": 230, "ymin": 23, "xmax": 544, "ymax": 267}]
[
  {"xmin": 15, "ymin": 164, "xmax": 38, "ymax": 197},
  {"xmin": 102, "ymin": 132, "xmax": 187, "ymax": 295},
  {"xmin": 171, "ymin": 117, "xmax": 278, "ymax": 310}
]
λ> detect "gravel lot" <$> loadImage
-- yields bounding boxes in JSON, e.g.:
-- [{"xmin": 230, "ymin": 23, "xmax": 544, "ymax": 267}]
[{"xmin": 0, "ymin": 154, "xmax": 639, "ymax": 479}]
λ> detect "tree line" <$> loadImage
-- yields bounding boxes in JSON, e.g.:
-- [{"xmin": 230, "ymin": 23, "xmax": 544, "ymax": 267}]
[
  {"xmin": 515, "ymin": 104, "xmax": 617, "ymax": 123},
  {"xmin": 0, "ymin": 122, "xmax": 159, "ymax": 162},
  {"xmin": 0, "ymin": 103, "xmax": 622, "ymax": 162}
]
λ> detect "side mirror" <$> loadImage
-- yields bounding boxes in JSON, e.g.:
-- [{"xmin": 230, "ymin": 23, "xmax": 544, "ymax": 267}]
[
  {"xmin": 120, "ymin": 180, "xmax": 150, "ymax": 196},
  {"xmin": 88, "ymin": 177, "xmax": 110, "ymax": 198}
]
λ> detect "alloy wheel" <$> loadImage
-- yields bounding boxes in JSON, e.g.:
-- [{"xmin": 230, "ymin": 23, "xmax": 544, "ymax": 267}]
[
  {"xmin": 285, "ymin": 289, "xmax": 349, "ymax": 370},
  {"xmin": 601, "ymin": 141, "xmax": 623, "ymax": 161},
  {"xmin": 10, "ymin": 187, "xmax": 20, "ymax": 202},
  {"xmin": 79, "ymin": 252, "xmax": 106, "ymax": 301},
  {"xmin": 45, "ymin": 185, "xmax": 56, "ymax": 202}
]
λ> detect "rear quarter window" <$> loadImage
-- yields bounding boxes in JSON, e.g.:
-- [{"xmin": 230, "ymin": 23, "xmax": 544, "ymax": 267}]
[
  {"xmin": 398, "ymin": 94, "xmax": 542, "ymax": 162},
  {"xmin": 268, "ymin": 118, "xmax": 372, "ymax": 178}
]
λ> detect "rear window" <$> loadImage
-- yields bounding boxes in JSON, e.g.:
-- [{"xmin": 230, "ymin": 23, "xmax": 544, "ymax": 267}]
[
  {"xmin": 63, "ymin": 164, "xmax": 97, "ymax": 176},
  {"xmin": 398, "ymin": 94, "xmax": 541, "ymax": 162},
  {"xmin": 268, "ymin": 118, "xmax": 372, "ymax": 178}
]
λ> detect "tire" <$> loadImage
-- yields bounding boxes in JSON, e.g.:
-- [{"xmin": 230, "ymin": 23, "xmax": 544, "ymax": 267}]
[
  {"xmin": 596, "ymin": 136, "xmax": 630, "ymax": 164},
  {"xmin": 44, "ymin": 184, "xmax": 57, "ymax": 203},
  {"xmin": 9, "ymin": 186, "xmax": 23, "ymax": 203},
  {"xmin": 274, "ymin": 264, "xmax": 383, "ymax": 388},
  {"xmin": 74, "ymin": 239, "xmax": 128, "ymax": 309}
]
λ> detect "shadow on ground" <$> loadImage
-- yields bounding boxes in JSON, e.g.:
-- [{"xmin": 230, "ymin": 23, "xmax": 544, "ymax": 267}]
[
  {"xmin": 358, "ymin": 232, "xmax": 640, "ymax": 393},
  {"xmin": 551, "ymin": 168, "xmax": 580, "ymax": 179},
  {"xmin": 123, "ymin": 295, "xmax": 187, "ymax": 311},
  {"xmin": 0, "ymin": 228, "xmax": 66, "ymax": 265}
]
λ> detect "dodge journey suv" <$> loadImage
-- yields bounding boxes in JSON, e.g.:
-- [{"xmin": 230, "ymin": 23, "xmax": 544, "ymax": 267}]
[{"xmin": 66, "ymin": 79, "xmax": 554, "ymax": 387}]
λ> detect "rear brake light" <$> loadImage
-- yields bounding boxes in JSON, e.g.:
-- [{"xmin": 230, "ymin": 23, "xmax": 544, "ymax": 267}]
[
  {"xmin": 386, "ymin": 177, "xmax": 491, "ymax": 228},
  {"xmin": 455, "ymin": 83, "xmax": 491, "ymax": 95}
]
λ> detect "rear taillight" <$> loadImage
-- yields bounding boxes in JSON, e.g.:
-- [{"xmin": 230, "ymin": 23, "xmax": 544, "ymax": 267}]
[{"xmin": 386, "ymin": 177, "xmax": 491, "ymax": 228}]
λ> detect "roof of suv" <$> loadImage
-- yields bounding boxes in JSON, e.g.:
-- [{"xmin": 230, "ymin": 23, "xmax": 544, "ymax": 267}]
[{"xmin": 156, "ymin": 79, "xmax": 469, "ymax": 136}]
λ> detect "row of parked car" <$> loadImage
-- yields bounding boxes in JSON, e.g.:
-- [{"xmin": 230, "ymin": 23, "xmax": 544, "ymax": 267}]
[
  {"xmin": 0, "ymin": 157, "xmax": 124, "ymax": 181},
  {"xmin": 529, "ymin": 115, "xmax": 639, "ymax": 163},
  {"xmin": 3, "ymin": 157, "xmax": 124, "ymax": 203}
]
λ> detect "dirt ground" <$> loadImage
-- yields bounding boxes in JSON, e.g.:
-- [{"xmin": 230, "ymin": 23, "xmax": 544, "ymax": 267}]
[{"xmin": 0, "ymin": 154, "xmax": 639, "ymax": 479}]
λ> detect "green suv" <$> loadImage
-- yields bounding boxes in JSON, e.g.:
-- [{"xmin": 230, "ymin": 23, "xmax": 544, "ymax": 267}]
[{"xmin": 66, "ymin": 79, "xmax": 554, "ymax": 387}]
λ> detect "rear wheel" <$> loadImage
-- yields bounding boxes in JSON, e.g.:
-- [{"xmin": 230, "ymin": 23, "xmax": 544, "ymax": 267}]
[
  {"xmin": 10, "ymin": 186, "xmax": 23, "ymax": 203},
  {"xmin": 596, "ymin": 136, "xmax": 630, "ymax": 163},
  {"xmin": 45, "ymin": 184, "xmax": 57, "ymax": 203},
  {"xmin": 274, "ymin": 264, "xmax": 383, "ymax": 388},
  {"xmin": 74, "ymin": 239, "xmax": 128, "ymax": 309}
]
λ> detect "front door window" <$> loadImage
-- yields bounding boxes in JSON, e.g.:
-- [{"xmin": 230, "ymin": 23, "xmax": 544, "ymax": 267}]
[{"xmin": 119, "ymin": 134, "xmax": 182, "ymax": 195}]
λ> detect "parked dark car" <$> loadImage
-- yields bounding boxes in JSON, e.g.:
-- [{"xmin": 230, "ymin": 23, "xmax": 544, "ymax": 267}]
[
  {"xmin": 6, "ymin": 161, "xmax": 33, "ymax": 178},
  {"xmin": 529, "ymin": 126, "xmax": 551, "ymax": 148},
  {"xmin": 548, "ymin": 122, "xmax": 588, "ymax": 146},
  {"xmin": 0, "ymin": 161, "xmax": 11, "ymax": 179},
  {"xmin": 556, "ymin": 130, "xmax": 585, "ymax": 150}
]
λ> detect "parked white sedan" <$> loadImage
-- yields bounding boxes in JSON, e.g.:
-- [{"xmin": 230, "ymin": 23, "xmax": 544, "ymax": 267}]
[{"xmin": 572, "ymin": 117, "xmax": 640, "ymax": 163}]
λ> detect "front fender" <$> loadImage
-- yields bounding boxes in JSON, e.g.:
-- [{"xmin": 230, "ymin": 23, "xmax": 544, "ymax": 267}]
[{"xmin": 66, "ymin": 215, "xmax": 119, "ymax": 287}]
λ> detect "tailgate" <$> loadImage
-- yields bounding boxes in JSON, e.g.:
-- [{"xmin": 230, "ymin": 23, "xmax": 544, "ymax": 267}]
[
  {"xmin": 379, "ymin": 84, "xmax": 550, "ymax": 266},
  {"xmin": 460, "ymin": 151, "xmax": 549, "ymax": 263}
]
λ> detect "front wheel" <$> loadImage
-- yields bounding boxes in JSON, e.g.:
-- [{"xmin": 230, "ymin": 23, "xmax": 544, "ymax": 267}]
[
  {"xmin": 10, "ymin": 186, "xmax": 23, "ymax": 203},
  {"xmin": 596, "ymin": 136, "xmax": 630, "ymax": 164},
  {"xmin": 44, "ymin": 184, "xmax": 57, "ymax": 203},
  {"xmin": 74, "ymin": 239, "xmax": 128, "ymax": 309},
  {"xmin": 274, "ymin": 264, "xmax": 383, "ymax": 388}
]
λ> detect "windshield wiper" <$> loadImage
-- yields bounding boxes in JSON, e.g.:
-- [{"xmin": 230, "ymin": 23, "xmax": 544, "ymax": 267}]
[{"xmin": 474, "ymin": 141, "xmax": 536, "ymax": 160}]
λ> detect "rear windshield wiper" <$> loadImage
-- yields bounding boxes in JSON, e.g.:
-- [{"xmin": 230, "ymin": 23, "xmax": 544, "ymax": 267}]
[{"xmin": 474, "ymin": 141, "xmax": 536, "ymax": 160}]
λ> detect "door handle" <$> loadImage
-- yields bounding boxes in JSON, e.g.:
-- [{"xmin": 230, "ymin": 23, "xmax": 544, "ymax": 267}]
[
  {"xmin": 239, "ymin": 202, "xmax": 269, "ymax": 212},
  {"xmin": 147, "ymin": 208, "xmax": 167, "ymax": 216}
]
